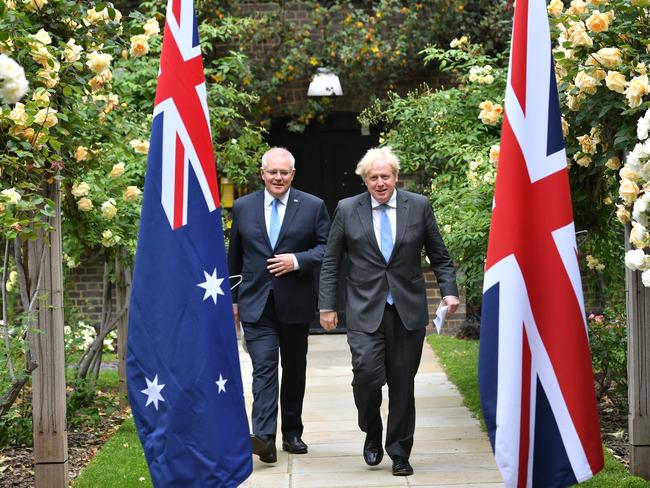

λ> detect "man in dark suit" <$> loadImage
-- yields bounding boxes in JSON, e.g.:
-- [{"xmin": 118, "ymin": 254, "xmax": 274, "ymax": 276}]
[
  {"xmin": 319, "ymin": 146, "xmax": 459, "ymax": 476},
  {"xmin": 228, "ymin": 147, "xmax": 330, "ymax": 464}
]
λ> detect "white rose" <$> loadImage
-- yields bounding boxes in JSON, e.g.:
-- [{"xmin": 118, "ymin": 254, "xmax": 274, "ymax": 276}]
[
  {"xmin": 630, "ymin": 223, "xmax": 650, "ymax": 249},
  {"xmin": 1, "ymin": 188, "xmax": 21, "ymax": 203},
  {"xmin": 625, "ymin": 249, "xmax": 646, "ymax": 270},
  {"xmin": 642, "ymin": 270, "xmax": 650, "ymax": 287},
  {"xmin": 637, "ymin": 109, "xmax": 650, "ymax": 141}
]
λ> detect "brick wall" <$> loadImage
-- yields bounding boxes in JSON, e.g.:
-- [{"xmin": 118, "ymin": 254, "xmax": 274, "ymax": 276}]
[{"xmin": 67, "ymin": 254, "xmax": 116, "ymax": 326}]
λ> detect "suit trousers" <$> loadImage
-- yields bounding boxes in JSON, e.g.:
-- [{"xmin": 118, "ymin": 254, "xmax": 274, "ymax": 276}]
[
  {"xmin": 242, "ymin": 292, "xmax": 309, "ymax": 439},
  {"xmin": 347, "ymin": 304, "xmax": 425, "ymax": 459}
]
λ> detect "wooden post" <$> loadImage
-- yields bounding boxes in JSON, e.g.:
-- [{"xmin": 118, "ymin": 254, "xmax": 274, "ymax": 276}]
[
  {"xmin": 625, "ymin": 229, "xmax": 650, "ymax": 479},
  {"xmin": 30, "ymin": 181, "xmax": 68, "ymax": 487},
  {"xmin": 115, "ymin": 253, "xmax": 131, "ymax": 407}
]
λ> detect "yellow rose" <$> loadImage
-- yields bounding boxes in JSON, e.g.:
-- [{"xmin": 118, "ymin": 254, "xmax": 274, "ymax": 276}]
[
  {"xmin": 85, "ymin": 51, "xmax": 113, "ymax": 74},
  {"xmin": 101, "ymin": 199, "xmax": 117, "ymax": 220},
  {"xmin": 568, "ymin": 21, "xmax": 593, "ymax": 48},
  {"xmin": 62, "ymin": 39, "xmax": 83, "ymax": 63},
  {"xmin": 566, "ymin": 92, "xmax": 585, "ymax": 111},
  {"xmin": 34, "ymin": 108, "xmax": 58, "ymax": 128},
  {"xmin": 24, "ymin": 0, "xmax": 47, "ymax": 10},
  {"xmin": 586, "ymin": 10, "xmax": 611, "ymax": 32},
  {"xmin": 129, "ymin": 139, "xmax": 149, "ymax": 154},
  {"xmin": 590, "ymin": 47, "xmax": 622, "ymax": 69},
  {"xmin": 547, "ymin": 0, "xmax": 564, "ymax": 15},
  {"xmin": 616, "ymin": 204, "xmax": 631, "ymax": 224},
  {"xmin": 574, "ymin": 71, "xmax": 599, "ymax": 94},
  {"xmin": 31, "ymin": 88, "xmax": 50, "ymax": 104},
  {"xmin": 1, "ymin": 188, "xmax": 21, "ymax": 203},
  {"xmin": 123, "ymin": 185, "xmax": 142, "ymax": 202},
  {"xmin": 489, "ymin": 145, "xmax": 500, "ymax": 166},
  {"xmin": 30, "ymin": 44, "xmax": 52, "ymax": 68},
  {"xmin": 625, "ymin": 75, "xmax": 650, "ymax": 108},
  {"xmin": 37, "ymin": 67, "xmax": 60, "ymax": 88},
  {"xmin": 143, "ymin": 18, "xmax": 160, "ymax": 38},
  {"xmin": 77, "ymin": 197, "xmax": 93, "ymax": 212},
  {"xmin": 575, "ymin": 155, "xmax": 592, "ymax": 167},
  {"xmin": 74, "ymin": 146, "xmax": 89, "ymax": 162},
  {"xmin": 85, "ymin": 7, "xmax": 122, "ymax": 26},
  {"xmin": 619, "ymin": 178, "xmax": 640, "ymax": 204},
  {"xmin": 567, "ymin": 0, "xmax": 587, "ymax": 14},
  {"xmin": 561, "ymin": 117, "xmax": 570, "ymax": 137},
  {"xmin": 605, "ymin": 156, "xmax": 621, "ymax": 170},
  {"xmin": 620, "ymin": 166, "xmax": 639, "ymax": 181},
  {"xmin": 71, "ymin": 181, "xmax": 90, "ymax": 197},
  {"xmin": 8, "ymin": 102, "xmax": 27, "ymax": 125},
  {"xmin": 605, "ymin": 71, "xmax": 626, "ymax": 93},
  {"xmin": 129, "ymin": 34, "xmax": 150, "ymax": 58},
  {"xmin": 478, "ymin": 100, "xmax": 503, "ymax": 126},
  {"xmin": 109, "ymin": 162, "xmax": 125, "ymax": 178},
  {"xmin": 31, "ymin": 28, "xmax": 51, "ymax": 45},
  {"xmin": 577, "ymin": 135, "xmax": 596, "ymax": 154}
]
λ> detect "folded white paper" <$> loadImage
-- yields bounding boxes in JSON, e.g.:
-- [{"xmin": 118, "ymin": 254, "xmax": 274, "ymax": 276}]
[{"xmin": 433, "ymin": 301, "xmax": 448, "ymax": 334}]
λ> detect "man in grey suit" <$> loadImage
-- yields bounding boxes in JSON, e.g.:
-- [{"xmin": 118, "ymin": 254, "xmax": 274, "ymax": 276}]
[
  {"xmin": 229, "ymin": 147, "xmax": 330, "ymax": 464},
  {"xmin": 319, "ymin": 146, "xmax": 459, "ymax": 476}
]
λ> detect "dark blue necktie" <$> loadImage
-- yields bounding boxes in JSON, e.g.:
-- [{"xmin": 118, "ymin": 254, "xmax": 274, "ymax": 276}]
[{"xmin": 380, "ymin": 204, "xmax": 394, "ymax": 304}]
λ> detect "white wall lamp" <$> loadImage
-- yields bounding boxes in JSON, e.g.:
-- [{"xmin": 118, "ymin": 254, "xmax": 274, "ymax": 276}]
[{"xmin": 307, "ymin": 68, "xmax": 343, "ymax": 96}]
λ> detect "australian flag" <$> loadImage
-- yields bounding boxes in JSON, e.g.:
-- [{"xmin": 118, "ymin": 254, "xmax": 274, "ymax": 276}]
[
  {"xmin": 126, "ymin": 0, "xmax": 252, "ymax": 485},
  {"xmin": 478, "ymin": 0, "xmax": 604, "ymax": 486}
]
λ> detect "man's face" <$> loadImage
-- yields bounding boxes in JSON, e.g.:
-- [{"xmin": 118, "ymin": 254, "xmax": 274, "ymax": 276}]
[
  {"xmin": 364, "ymin": 159, "xmax": 397, "ymax": 204},
  {"xmin": 261, "ymin": 153, "xmax": 295, "ymax": 198}
]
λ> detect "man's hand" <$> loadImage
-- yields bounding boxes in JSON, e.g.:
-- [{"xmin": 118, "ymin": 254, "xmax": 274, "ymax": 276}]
[
  {"xmin": 267, "ymin": 254, "xmax": 295, "ymax": 276},
  {"xmin": 233, "ymin": 303, "xmax": 240, "ymax": 326},
  {"xmin": 443, "ymin": 296, "xmax": 460, "ymax": 314},
  {"xmin": 320, "ymin": 311, "xmax": 338, "ymax": 331}
]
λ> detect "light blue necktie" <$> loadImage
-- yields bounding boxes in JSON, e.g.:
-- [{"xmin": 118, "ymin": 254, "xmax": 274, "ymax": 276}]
[
  {"xmin": 269, "ymin": 198, "xmax": 281, "ymax": 249},
  {"xmin": 380, "ymin": 204, "xmax": 394, "ymax": 305}
]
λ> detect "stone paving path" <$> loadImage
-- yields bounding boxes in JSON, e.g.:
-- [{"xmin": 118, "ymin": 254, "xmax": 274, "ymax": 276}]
[{"xmin": 239, "ymin": 334, "xmax": 503, "ymax": 488}]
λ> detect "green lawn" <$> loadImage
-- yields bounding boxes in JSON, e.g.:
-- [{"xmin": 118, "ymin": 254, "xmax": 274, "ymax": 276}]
[
  {"xmin": 428, "ymin": 334, "xmax": 650, "ymax": 488},
  {"xmin": 73, "ymin": 418, "xmax": 152, "ymax": 487}
]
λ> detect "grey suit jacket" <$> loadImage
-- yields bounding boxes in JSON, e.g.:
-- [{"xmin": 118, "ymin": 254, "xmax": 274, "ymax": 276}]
[{"xmin": 319, "ymin": 190, "xmax": 458, "ymax": 333}]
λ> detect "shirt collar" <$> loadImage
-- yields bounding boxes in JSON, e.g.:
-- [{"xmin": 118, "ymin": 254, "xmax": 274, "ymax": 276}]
[
  {"xmin": 264, "ymin": 188, "xmax": 290, "ymax": 207},
  {"xmin": 371, "ymin": 190, "xmax": 397, "ymax": 209}
]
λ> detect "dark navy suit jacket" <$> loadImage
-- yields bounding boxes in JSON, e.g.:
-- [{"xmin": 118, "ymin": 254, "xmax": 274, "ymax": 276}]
[{"xmin": 228, "ymin": 188, "xmax": 331, "ymax": 324}]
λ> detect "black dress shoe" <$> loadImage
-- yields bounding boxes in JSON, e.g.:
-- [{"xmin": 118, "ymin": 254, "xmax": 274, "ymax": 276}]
[
  {"xmin": 250, "ymin": 434, "xmax": 277, "ymax": 463},
  {"xmin": 363, "ymin": 437, "xmax": 384, "ymax": 466},
  {"xmin": 282, "ymin": 435, "xmax": 308, "ymax": 454},
  {"xmin": 392, "ymin": 456, "xmax": 414, "ymax": 476}
]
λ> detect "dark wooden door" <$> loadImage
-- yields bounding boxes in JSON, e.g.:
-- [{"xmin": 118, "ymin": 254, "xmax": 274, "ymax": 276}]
[{"xmin": 268, "ymin": 112, "xmax": 380, "ymax": 331}]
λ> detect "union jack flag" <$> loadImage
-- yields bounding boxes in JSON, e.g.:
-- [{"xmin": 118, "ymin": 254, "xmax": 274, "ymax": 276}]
[
  {"xmin": 126, "ymin": 0, "xmax": 252, "ymax": 485},
  {"xmin": 478, "ymin": 0, "xmax": 604, "ymax": 486}
]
